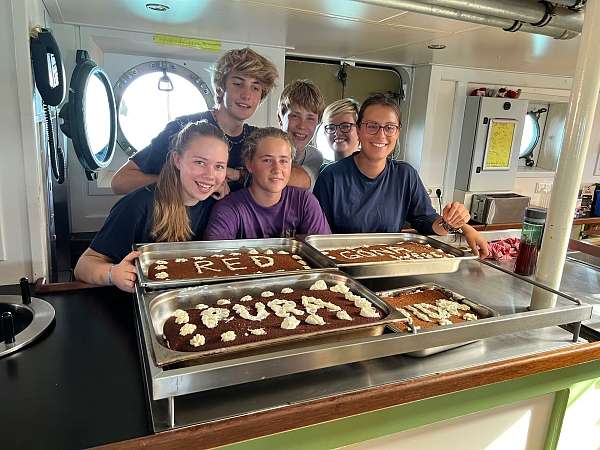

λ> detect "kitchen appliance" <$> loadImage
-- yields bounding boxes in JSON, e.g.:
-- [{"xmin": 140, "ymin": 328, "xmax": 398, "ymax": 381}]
[
  {"xmin": 470, "ymin": 193, "xmax": 530, "ymax": 224},
  {"xmin": 454, "ymin": 97, "xmax": 528, "ymax": 209}
]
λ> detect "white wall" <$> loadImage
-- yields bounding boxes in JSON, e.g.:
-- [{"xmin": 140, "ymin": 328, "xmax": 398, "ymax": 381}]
[{"xmin": 0, "ymin": 0, "xmax": 49, "ymax": 285}]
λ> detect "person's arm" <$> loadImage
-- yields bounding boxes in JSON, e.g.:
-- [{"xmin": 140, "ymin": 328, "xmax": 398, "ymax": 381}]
[
  {"xmin": 430, "ymin": 202, "xmax": 489, "ymax": 258},
  {"xmin": 111, "ymin": 160, "xmax": 158, "ymax": 195},
  {"xmin": 301, "ymin": 149, "xmax": 324, "ymax": 191},
  {"xmin": 288, "ymin": 165, "xmax": 311, "ymax": 190},
  {"xmin": 74, "ymin": 248, "xmax": 140, "ymax": 292},
  {"xmin": 461, "ymin": 224, "xmax": 489, "ymax": 258}
]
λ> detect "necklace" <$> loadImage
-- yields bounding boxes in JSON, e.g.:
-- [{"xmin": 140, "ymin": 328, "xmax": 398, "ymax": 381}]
[{"xmin": 210, "ymin": 110, "xmax": 247, "ymax": 149}]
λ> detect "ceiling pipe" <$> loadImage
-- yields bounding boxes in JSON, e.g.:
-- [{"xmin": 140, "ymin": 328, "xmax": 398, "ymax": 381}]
[
  {"xmin": 552, "ymin": 0, "xmax": 586, "ymax": 10},
  {"xmin": 355, "ymin": 0, "xmax": 582, "ymax": 39},
  {"xmin": 417, "ymin": 0, "xmax": 582, "ymax": 31}
]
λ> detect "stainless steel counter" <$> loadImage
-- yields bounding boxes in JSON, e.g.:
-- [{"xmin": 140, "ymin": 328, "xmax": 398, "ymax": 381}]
[
  {"xmin": 141, "ymin": 255, "xmax": 591, "ymax": 430},
  {"xmin": 433, "ymin": 230, "xmax": 600, "ymax": 335}
]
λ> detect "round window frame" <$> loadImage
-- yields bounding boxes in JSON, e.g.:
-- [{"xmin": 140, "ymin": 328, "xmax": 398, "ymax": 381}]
[
  {"xmin": 59, "ymin": 50, "xmax": 117, "ymax": 180},
  {"xmin": 113, "ymin": 61, "xmax": 214, "ymax": 156},
  {"xmin": 519, "ymin": 112, "xmax": 541, "ymax": 159}
]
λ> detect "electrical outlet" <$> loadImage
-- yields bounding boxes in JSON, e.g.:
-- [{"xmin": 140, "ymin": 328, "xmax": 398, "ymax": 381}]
[{"xmin": 426, "ymin": 185, "xmax": 443, "ymax": 198}]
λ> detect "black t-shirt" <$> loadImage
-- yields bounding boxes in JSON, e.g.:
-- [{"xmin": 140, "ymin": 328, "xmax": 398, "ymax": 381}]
[
  {"xmin": 90, "ymin": 185, "xmax": 215, "ymax": 263},
  {"xmin": 131, "ymin": 110, "xmax": 255, "ymax": 191}
]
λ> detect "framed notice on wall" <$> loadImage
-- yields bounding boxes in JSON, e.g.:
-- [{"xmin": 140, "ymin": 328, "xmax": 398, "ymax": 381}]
[{"xmin": 483, "ymin": 119, "xmax": 517, "ymax": 171}]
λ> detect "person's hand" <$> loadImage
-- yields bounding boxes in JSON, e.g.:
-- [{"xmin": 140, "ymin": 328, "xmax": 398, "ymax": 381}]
[
  {"xmin": 463, "ymin": 226, "xmax": 489, "ymax": 258},
  {"xmin": 212, "ymin": 180, "xmax": 230, "ymax": 200},
  {"xmin": 442, "ymin": 202, "xmax": 470, "ymax": 229},
  {"xmin": 110, "ymin": 251, "xmax": 140, "ymax": 292}
]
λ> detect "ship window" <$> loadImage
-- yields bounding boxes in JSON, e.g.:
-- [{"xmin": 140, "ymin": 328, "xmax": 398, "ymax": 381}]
[
  {"xmin": 113, "ymin": 61, "xmax": 213, "ymax": 156},
  {"xmin": 519, "ymin": 112, "xmax": 540, "ymax": 158}
]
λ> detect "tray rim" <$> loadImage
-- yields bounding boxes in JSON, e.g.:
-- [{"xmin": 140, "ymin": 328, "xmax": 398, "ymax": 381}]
[
  {"xmin": 139, "ymin": 269, "xmax": 407, "ymax": 367},
  {"xmin": 376, "ymin": 282, "xmax": 500, "ymax": 335},
  {"xmin": 134, "ymin": 237, "xmax": 338, "ymax": 290},
  {"xmin": 303, "ymin": 233, "xmax": 477, "ymax": 268}
]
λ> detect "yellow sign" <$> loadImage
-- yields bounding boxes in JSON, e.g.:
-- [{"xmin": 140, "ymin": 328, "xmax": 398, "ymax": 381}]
[
  {"xmin": 153, "ymin": 34, "xmax": 221, "ymax": 52},
  {"xmin": 483, "ymin": 119, "xmax": 516, "ymax": 170}
]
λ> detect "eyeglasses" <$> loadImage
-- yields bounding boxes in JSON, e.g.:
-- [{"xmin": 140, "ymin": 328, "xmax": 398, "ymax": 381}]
[
  {"xmin": 360, "ymin": 121, "xmax": 401, "ymax": 136},
  {"xmin": 323, "ymin": 122, "xmax": 356, "ymax": 134}
]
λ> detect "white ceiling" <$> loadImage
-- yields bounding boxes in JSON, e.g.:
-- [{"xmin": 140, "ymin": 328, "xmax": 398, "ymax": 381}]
[{"xmin": 43, "ymin": 0, "xmax": 582, "ymax": 75}]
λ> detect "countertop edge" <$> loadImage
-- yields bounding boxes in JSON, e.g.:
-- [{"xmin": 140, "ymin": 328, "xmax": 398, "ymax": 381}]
[{"xmin": 96, "ymin": 340, "xmax": 600, "ymax": 450}]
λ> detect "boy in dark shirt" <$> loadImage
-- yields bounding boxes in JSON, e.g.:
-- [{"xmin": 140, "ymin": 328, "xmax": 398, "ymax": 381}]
[{"xmin": 111, "ymin": 48, "xmax": 278, "ymax": 196}]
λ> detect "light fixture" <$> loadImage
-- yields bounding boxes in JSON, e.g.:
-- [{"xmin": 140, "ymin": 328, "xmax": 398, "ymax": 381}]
[
  {"xmin": 158, "ymin": 68, "xmax": 174, "ymax": 92},
  {"xmin": 146, "ymin": 3, "xmax": 169, "ymax": 12},
  {"xmin": 428, "ymin": 43, "xmax": 447, "ymax": 50}
]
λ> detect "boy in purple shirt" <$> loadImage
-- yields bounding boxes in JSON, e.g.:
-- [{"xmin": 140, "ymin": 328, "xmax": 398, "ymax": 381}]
[{"xmin": 204, "ymin": 128, "xmax": 331, "ymax": 240}]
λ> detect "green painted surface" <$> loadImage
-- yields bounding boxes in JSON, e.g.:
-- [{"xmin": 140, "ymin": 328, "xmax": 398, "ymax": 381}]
[
  {"xmin": 218, "ymin": 359, "xmax": 600, "ymax": 450},
  {"xmin": 543, "ymin": 389, "xmax": 570, "ymax": 450}
]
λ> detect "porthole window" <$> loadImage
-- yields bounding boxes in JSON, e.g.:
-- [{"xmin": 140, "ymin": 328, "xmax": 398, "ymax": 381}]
[
  {"xmin": 113, "ymin": 61, "xmax": 214, "ymax": 156},
  {"xmin": 519, "ymin": 112, "xmax": 541, "ymax": 158}
]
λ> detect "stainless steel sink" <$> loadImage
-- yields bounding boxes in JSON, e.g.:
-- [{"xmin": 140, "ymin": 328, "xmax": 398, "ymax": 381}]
[{"xmin": 0, "ymin": 278, "xmax": 55, "ymax": 357}]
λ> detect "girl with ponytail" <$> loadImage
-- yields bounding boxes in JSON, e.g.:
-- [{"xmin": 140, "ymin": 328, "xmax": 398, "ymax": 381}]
[{"xmin": 75, "ymin": 121, "xmax": 228, "ymax": 292}]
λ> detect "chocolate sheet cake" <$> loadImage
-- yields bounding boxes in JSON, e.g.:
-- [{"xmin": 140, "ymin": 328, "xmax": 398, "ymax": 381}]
[
  {"xmin": 162, "ymin": 280, "xmax": 383, "ymax": 353},
  {"xmin": 381, "ymin": 287, "xmax": 478, "ymax": 332},
  {"xmin": 324, "ymin": 243, "xmax": 454, "ymax": 264},
  {"xmin": 148, "ymin": 249, "xmax": 311, "ymax": 281}
]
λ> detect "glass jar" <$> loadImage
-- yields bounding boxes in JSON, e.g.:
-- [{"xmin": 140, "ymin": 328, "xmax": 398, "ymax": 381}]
[{"xmin": 514, "ymin": 207, "xmax": 547, "ymax": 276}]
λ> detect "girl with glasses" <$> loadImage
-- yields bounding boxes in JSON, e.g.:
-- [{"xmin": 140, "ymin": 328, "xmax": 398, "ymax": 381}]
[
  {"xmin": 314, "ymin": 93, "xmax": 488, "ymax": 257},
  {"xmin": 322, "ymin": 98, "xmax": 361, "ymax": 161}
]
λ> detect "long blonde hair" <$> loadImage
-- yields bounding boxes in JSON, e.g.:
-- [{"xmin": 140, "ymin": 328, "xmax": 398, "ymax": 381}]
[{"xmin": 151, "ymin": 121, "xmax": 227, "ymax": 242}]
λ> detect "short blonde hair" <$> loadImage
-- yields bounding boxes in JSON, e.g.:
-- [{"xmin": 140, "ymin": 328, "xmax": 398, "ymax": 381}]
[
  {"xmin": 243, "ymin": 127, "xmax": 295, "ymax": 163},
  {"xmin": 278, "ymin": 79, "xmax": 325, "ymax": 120},
  {"xmin": 323, "ymin": 98, "xmax": 360, "ymax": 124},
  {"xmin": 213, "ymin": 48, "xmax": 279, "ymax": 104}
]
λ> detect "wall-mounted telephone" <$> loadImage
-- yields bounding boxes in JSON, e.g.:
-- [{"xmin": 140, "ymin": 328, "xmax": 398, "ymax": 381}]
[
  {"xmin": 30, "ymin": 27, "xmax": 66, "ymax": 184},
  {"xmin": 30, "ymin": 27, "xmax": 65, "ymax": 107}
]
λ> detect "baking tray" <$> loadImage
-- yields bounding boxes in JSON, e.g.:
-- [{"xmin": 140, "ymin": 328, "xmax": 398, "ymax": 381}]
[
  {"xmin": 135, "ymin": 238, "xmax": 337, "ymax": 289},
  {"xmin": 138, "ymin": 270, "xmax": 407, "ymax": 367},
  {"xmin": 304, "ymin": 233, "xmax": 477, "ymax": 278},
  {"xmin": 377, "ymin": 283, "xmax": 499, "ymax": 356}
]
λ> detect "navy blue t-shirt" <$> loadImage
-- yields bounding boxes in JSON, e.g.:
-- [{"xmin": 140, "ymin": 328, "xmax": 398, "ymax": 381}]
[
  {"xmin": 313, "ymin": 156, "xmax": 439, "ymax": 235},
  {"xmin": 90, "ymin": 185, "xmax": 215, "ymax": 263},
  {"xmin": 131, "ymin": 110, "xmax": 256, "ymax": 191}
]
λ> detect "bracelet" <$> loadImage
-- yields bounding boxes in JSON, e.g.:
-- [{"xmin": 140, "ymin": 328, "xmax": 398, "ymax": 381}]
[
  {"xmin": 440, "ymin": 218, "xmax": 463, "ymax": 234},
  {"xmin": 107, "ymin": 264, "xmax": 115, "ymax": 286}
]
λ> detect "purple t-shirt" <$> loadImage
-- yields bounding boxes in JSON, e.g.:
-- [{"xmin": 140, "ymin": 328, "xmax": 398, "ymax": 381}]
[{"xmin": 204, "ymin": 186, "xmax": 331, "ymax": 240}]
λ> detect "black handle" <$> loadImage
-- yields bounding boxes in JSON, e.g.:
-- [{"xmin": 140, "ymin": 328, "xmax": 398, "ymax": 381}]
[
  {"xmin": 20, "ymin": 277, "xmax": 31, "ymax": 305},
  {"xmin": 1, "ymin": 312, "xmax": 15, "ymax": 344}
]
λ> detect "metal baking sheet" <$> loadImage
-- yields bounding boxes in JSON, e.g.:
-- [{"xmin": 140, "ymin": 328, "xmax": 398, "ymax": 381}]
[
  {"xmin": 138, "ymin": 270, "xmax": 406, "ymax": 367},
  {"xmin": 304, "ymin": 233, "xmax": 477, "ymax": 278},
  {"xmin": 377, "ymin": 283, "xmax": 499, "ymax": 356},
  {"xmin": 135, "ymin": 238, "xmax": 337, "ymax": 289}
]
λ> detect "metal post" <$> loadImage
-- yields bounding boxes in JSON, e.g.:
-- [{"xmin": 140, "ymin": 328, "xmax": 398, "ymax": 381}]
[
  {"xmin": 168, "ymin": 396, "xmax": 175, "ymax": 428},
  {"xmin": 530, "ymin": 0, "xmax": 600, "ymax": 309}
]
